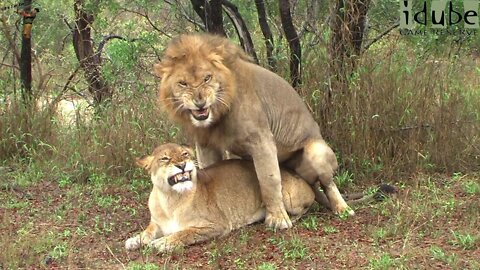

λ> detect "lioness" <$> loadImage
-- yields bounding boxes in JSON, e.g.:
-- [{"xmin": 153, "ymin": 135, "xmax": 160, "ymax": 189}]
[
  {"xmin": 155, "ymin": 33, "xmax": 353, "ymax": 230},
  {"xmin": 125, "ymin": 143, "xmax": 314, "ymax": 252}
]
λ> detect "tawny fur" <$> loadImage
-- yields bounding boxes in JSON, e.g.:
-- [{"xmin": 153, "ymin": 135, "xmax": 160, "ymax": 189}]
[
  {"xmin": 125, "ymin": 143, "xmax": 314, "ymax": 252},
  {"xmin": 155, "ymin": 33, "xmax": 353, "ymax": 229}
]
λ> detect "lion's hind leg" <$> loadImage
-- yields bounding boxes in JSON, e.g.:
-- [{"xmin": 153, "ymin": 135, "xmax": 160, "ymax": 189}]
[{"xmin": 290, "ymin": 139, "xmax": 354, "ymax": 216}]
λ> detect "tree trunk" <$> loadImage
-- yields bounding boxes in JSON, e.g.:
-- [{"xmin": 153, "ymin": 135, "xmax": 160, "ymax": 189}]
[
  {"xmin": 190, "ymin": 0, "xmax": 258, "ymax": 61},
  {"xmin": 190, "ymin": 0, "xmax": 226, "ymax": 36},
  {"xmin": 254, "ymin": 0, "xmax": 276, "ymax": 70},
  {"xmin": 222, "ymin": 0, "xmax": 258, "ymax": 62},
  {"xmin": 73, "ymin": 0, "xmax": 111, "ymax": 104},
  {"xmin": 350, "ymin": 1, "xmax": 370, "ymax": 55},
  {"xmin": 278, "ymin": 0, "xmax": 301, "ymax": 87},
  {"xmin": 329, "ymin": 0, "xmax": 370, "ymax": 82},
  {"xmin": 19, "ymin": 0, "xmax": 37, "ymax": 104}
]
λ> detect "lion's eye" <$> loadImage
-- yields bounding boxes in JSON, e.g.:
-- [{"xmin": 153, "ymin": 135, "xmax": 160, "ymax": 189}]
[
  {"xmin": 204, "ymin": 75, "xmax": 212, "ymax": 83},
  {"xmin": 181, "ymin": 151, "xmax": 189, "ymax": 157},
  {"xmin": 160, "ymin": 156, "xmax": 171, "ymax": 162},
  {"xmin": 178, "ymin": 81, "xmax": 187, "ymax": 88}
]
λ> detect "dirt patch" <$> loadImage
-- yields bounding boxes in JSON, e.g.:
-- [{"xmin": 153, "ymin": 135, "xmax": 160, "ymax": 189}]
[{"xmin": 1, "ymin": 174, "xmax": 479, "ymax": 269}]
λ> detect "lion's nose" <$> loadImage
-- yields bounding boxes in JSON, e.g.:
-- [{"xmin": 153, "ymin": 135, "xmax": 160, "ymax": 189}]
[
  {"xmin": 175, "ymin": 162, "xmax": 186, "ymax": 171},
  {"xmin": 194, "ymin": 99, "xmax": 206, "ymax": 109}
]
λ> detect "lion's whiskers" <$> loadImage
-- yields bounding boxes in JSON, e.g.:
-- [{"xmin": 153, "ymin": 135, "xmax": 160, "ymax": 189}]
[
  {"xmin": 173, "ymin": 102, "xmax": 185, "ymax": 115},
  {"xmin": 216, "ymin": 95, "xmax": 230, "ymax": 110},
  {"xmin": 158, "ymin": 97, "xmax": 177, "ymax": 102}
]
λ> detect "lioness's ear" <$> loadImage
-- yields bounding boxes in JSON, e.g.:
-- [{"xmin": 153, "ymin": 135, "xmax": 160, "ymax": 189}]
[{"xmin": 136, "ymin": 155, "xmax": 154, "ymax": 171}]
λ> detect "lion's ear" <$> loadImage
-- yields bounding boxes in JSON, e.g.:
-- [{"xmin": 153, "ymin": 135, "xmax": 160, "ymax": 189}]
[
  {"xmin": 136, "ymin": 155, "xmax": 154, "ymax": 171},
  {"xmin": 154, "ymin": 62, "xmax": 169, "ymax": 79},
  {"xmin": 207, "ymin": 46, "xmax": 225, "ymax": 64},
  {"xmin": 209, "ymin": 40, "xmax": 252, "ymax": 65}
]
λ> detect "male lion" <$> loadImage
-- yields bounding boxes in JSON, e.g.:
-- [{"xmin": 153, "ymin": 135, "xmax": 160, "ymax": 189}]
[
  {"xmin": 155, "ymin": 33, "xmax": 353, "ymax": 229},
  {"xmin": 125, "ymin": 143, "xmax": 314, "ymax": 252}
]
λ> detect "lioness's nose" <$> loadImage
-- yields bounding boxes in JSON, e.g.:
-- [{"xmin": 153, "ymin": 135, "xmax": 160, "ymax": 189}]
[{"xmin": 175, "ymin": 162, "xmax": 186, "ymax": 171}]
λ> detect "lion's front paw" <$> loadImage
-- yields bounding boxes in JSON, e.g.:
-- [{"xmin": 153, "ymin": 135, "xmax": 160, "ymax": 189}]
[
  {"xmin": 265, "ymin": 208, "xmax": 292, "ymax": 230},
  {"xmin": 333, "ymin": 204, "xmax": 355, "ymax": 218},
  {"xmin": 125, "ymin": 235, "xmax": 141, "ymax": 251},
  {"xmin": 148, "ymin": 237, "xmax": 175, "ymax": 253}
]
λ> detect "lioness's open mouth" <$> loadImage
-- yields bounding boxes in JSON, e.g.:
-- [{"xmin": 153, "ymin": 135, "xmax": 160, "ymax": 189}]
[
  {"xmin": 190, "ymin": 108, "xmax": 210, "ymax": 121},
  {"xmin": 168, "ymin": 171, "xmax": 192, "ymax": 186}
]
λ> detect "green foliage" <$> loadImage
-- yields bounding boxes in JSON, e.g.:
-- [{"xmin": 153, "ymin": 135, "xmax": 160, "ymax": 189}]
[
  {"xmin": 127, "ymin": 262, "xmax": 161, "ymax": 270},
  {"xmin": 50, "ymin": 242, "xmax": 68, "ymax": 260},
  {"xmin": 301, "ymin": 215, "xmax": 318, "ymax": 231},
  {"xmin": 257, "ymin": 262, "xmax": 277, "ymax": 270},
  {"xmin": 323, "ymin": 225, "xmax": 338, "ymax": 234},
  {"xmin": 462, "ymin": 180, "xmax": 480, "ymax": 195},
  {"xmin": 368, "ymin": 253, "xmax": 396, "ymax": 270},
  {"xmin": 430, "ymin": 245, "xmax": 458, "ymax": 265},
  {"xmin": 270, "ymin": 235, "xmax": 309, "ymax": 261},
  {"xmin": 450, "ymin": 230, "xmax": 477, "ymax": 250},
  {"xmin": 334, "ymin": 170, "xmax": 354, "ymax": 189}
]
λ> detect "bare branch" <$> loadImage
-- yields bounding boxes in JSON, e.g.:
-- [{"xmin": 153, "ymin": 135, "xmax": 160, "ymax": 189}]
[
  {"xmin": 362, "ymin": 22, "xmax": 399, "ymax": 52},
  {"xmin": 0, "ymin": 62, "xmax": 20, "ymax": 70},
  {"xmin": 121, "ymin": 8, "xmax": 172, "ymax": 38},
  {"xmin": 96, "ymin": 35, "xmax": 127, "ymax": 59},
  {"xmin": 0, "ymin": 15, "xmax": 21, "ymax": 63},
  {"xmin": 164, "ymin": 0, "xmax": 205, "ymax": 30},
  {"xmin": 222, "ymin": 0, "xmax": 258, "ymax": 62}
]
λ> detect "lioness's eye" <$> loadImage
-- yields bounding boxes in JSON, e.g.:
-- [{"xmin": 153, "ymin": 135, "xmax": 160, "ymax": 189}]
[
  {"xmin": 160, "ymin": 156, "xmax": 170, "ymax": 162},
  {"xmin": 178, "ymin": 81, "xmax": 187, "ymax": 87},
  {"xmin": 181, "ymin": 151, "xmax": 189, "ymax": 157},
  {"xmin": 204, "ymin": 75, "xmax": 212, "ymax": 83}
]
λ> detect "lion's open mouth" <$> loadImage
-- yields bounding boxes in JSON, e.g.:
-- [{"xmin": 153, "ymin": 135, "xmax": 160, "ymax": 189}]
[
  {"xmin": 167, "ymin": 171, "xmax": 192, "ymax": 186},
  {"xmin": 190, "ymin": 108, "xmax": 210, "ymax": 121}
]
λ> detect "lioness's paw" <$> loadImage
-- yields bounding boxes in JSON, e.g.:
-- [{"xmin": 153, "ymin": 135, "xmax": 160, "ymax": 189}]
[
  {"xmin": 265, "ymin": 211, "xmax": 292, "ymax": 230},
  {"xmin": 149, "ymin": 237, "xmax": 174, "ymax": 253},
  {"xmin": 125, "ymin": 235, "xmax": 141, "ymax": 251}
]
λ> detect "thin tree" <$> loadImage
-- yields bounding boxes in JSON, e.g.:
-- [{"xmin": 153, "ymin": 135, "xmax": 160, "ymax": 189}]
[
  {"xmin": 329, "ymin": 0, "xmax": 371, "ymax": 82},
  {"xmin": 254, "ymin": 0, "xmax": 276, "ymax": 70},
  {"xmin": 222, "ymin": 0, "xmax": 257, "ymax": 62},
  {"xmin": 189, "ymin": 0, "xmax": 257, "ymax": 62},
  {"xmin": 279, "ymin": 0, "xmax": 301, "ymax": 87},
  {"xmin": 190, "ymin": 0, "xmax": 226, "ymax": 36},
  {"xmin": 72, "ymin": 0, "xmax": 111, "ymax": 104},
  {"xmin": 18, "ymin": 0, "xmax": 38, "ymax": 103}
]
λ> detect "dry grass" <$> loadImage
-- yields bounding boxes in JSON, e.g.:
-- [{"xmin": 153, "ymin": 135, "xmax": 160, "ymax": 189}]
[
  {"xmin": 1, "ymin": 91, "xmax": 179, "ymax": 183},
  {"xmin": 2, "ymin": 37, "xmax": 479, "ymax": 185},
  {"xmin": 302, "ymin": 40, "xmax": 480, "ymax": 181}
]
